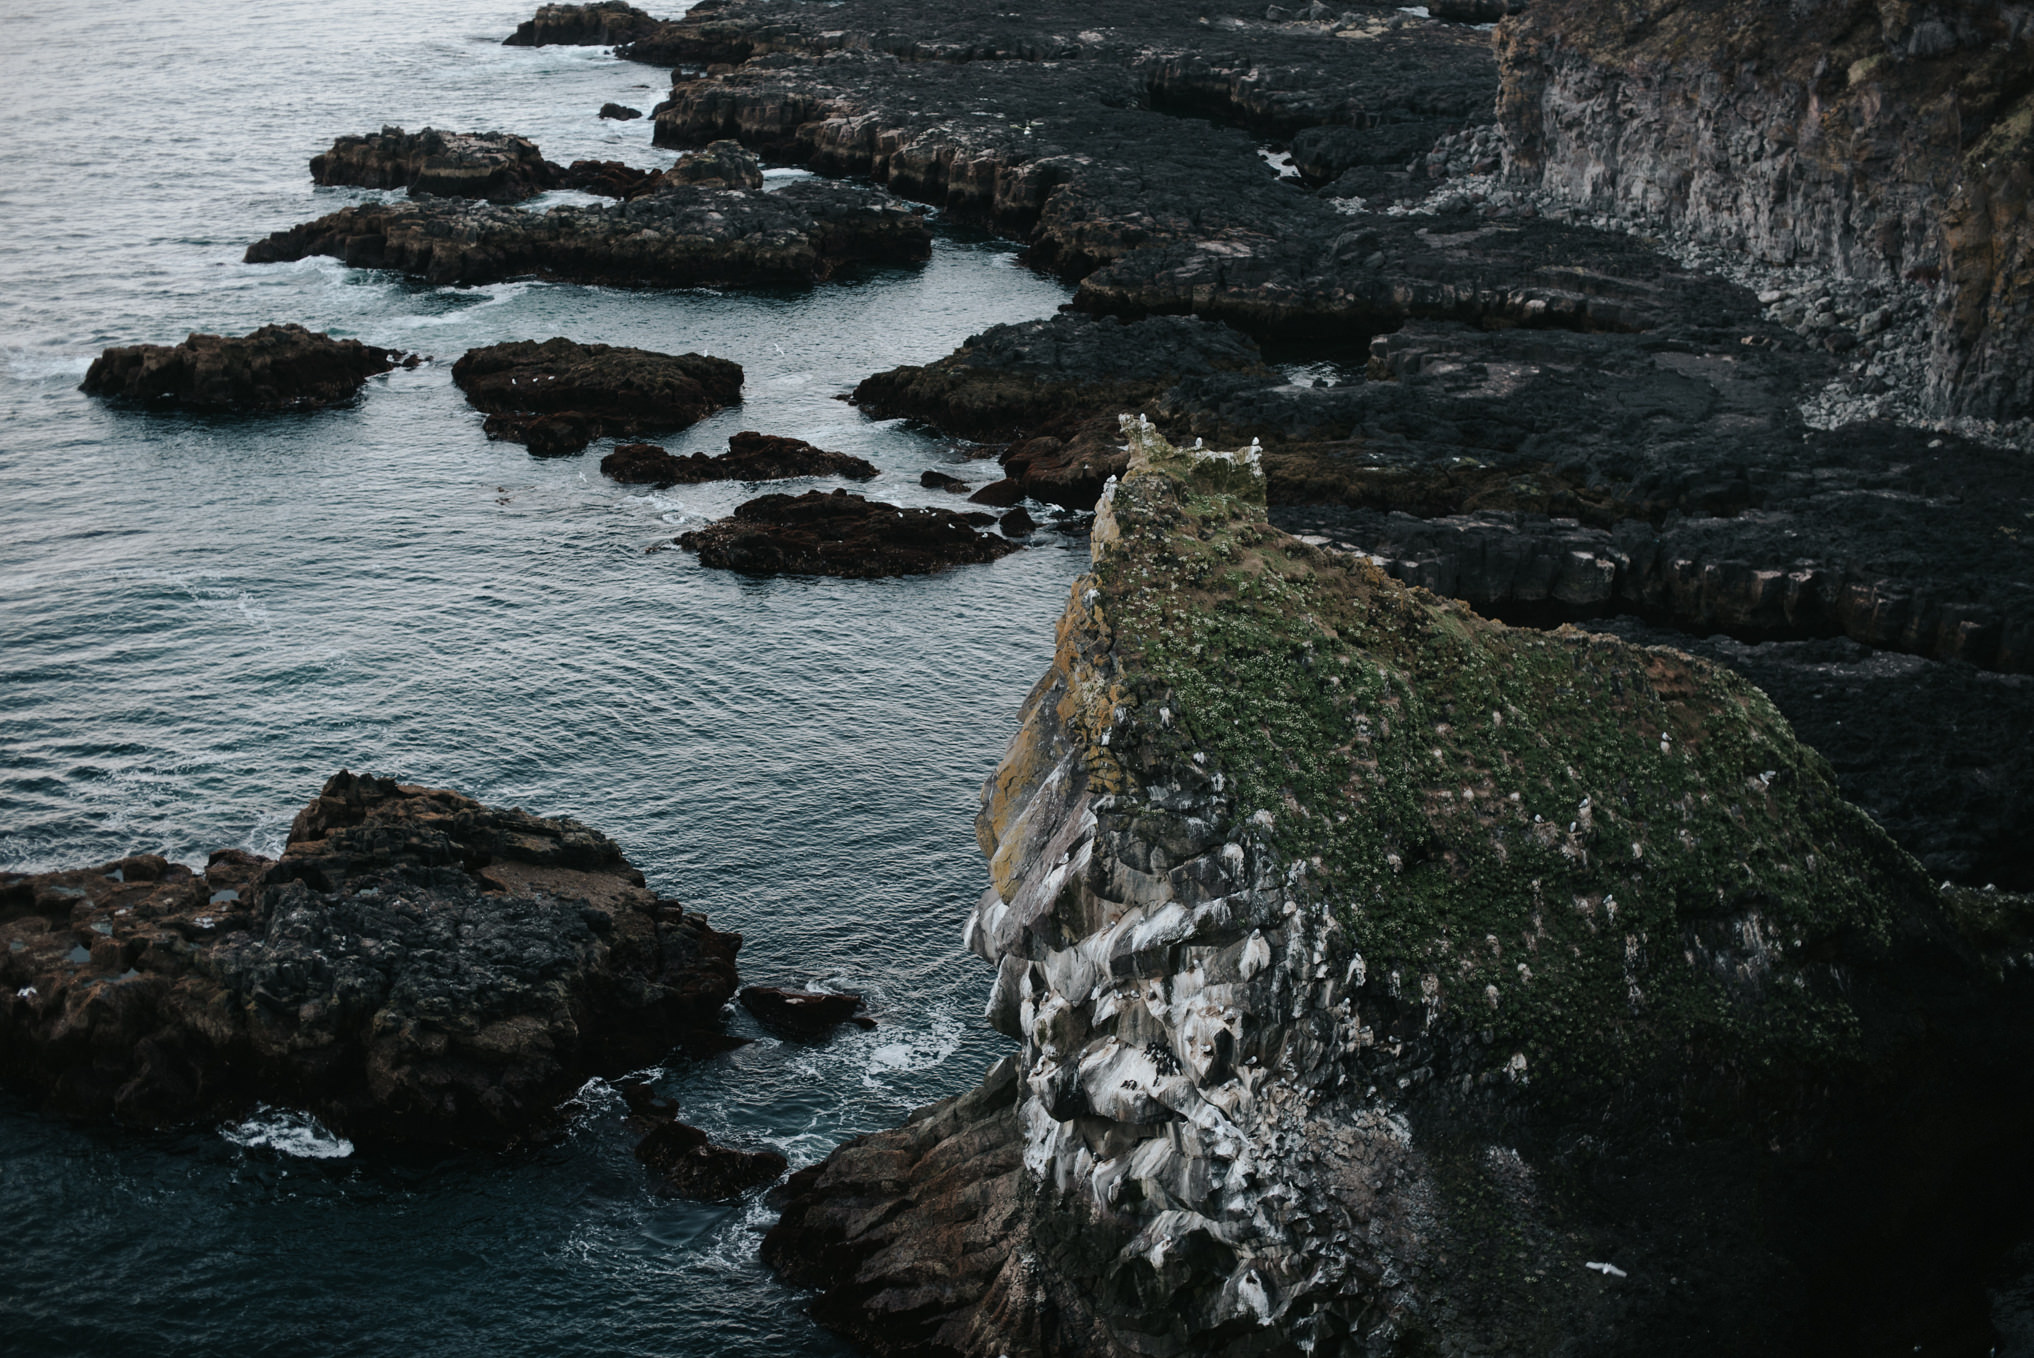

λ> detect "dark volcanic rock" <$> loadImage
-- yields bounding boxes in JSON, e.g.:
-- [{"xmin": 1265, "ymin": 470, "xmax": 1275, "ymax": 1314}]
[
  {"xmin": 998, "ymin": 506, "xmax": 1035, "ymax": 537},
  {"xmin": 452, "ymin": 338, "xmax": 743, "ymax": 451},
  {"xmin": 677, "ymin": 489, "xmax": 1021, "ymax": 577},
  {"xmin": 635, "ymin": 1119, "xmax": 788, "ymax": 1199},
  {"xmin": 966, "ymin": 479, "xmax": 1025, "ymax": 509},
  {"xmin": 309, "ymin": 126, "xmax": 561, "ymax": 203},
  {"xmin": 763, "ymin": 425, "xmax": 2034, "ymax": 1358},
  {"xmin": 79, "ymin": 324, "xmax": 403, "ymax": 413},
  {"xmin": 599, "ymin": 102, "xmax": 644, "ymax": 120},
  {"xmin": 919, "ymin": 469, "xmax": 971, "ymax": 493},
  {"xmin": 505, "ymin": 1, "xmax": 663, "ymax": 46},
  {"xmin": 559, "ymin": 158, "xmax": 663, "ymax": 199},
  {"xmin": 244, "ymin": 178, "xmax": 930, "ymax": 289},
  {"xmin": 738, "ymin": 985, "xmax": 870, "ymax": 1037},
  {"xmin": 0, "ymin": 771, "xmax": 741, "ymax": 1147},
  {"xmin": 600, "ymin": 430, "xmax": 879, "ymax": 484},
  {"xmin": 1498, "ymin": 0, "xmax": 2034, "ymax": 423},
  {"xmin": 855, "ymin": 314, "xmax": 1272, "ymax": 442},
  {"xmin": 663, "ymin": 139, "xmax": 764, "ymax": 189}
]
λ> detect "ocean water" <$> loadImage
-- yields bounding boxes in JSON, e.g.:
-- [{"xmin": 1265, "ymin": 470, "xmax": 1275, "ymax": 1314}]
[{"xmin": 0, "ymin": 2, "xmax": 1082, "ymax": 1353}]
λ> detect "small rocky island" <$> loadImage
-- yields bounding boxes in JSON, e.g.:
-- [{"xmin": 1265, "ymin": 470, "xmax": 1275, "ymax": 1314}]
[
  {"xmin": 80, "ymin": 324, "xmax": 408, "ymax": 413},
  {"xmin": 0, "ymin": 772, "xmax": 741, "ymax": 1148},
  {"xmin": 451, "ymin": 337, "xmax": 744, "ymax": 455}
]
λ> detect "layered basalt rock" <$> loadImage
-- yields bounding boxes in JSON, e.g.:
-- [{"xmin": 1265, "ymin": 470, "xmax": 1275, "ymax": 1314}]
[
  {"xmin": 504, "ymin": 1, "xmax": 665, "ymax": 47},
  {"xmin": 1495, "ymin": 0, "xmax": 2034, "ymax": 423},
  {"xmin": 452, "ymin": 338, "xmax": 743, "ymax": 455},
  {"xmin": 601, "ymin": 431, "xmax": 878, "ymax": 485},
  {"xmin": 762, "ymin": 423, "xmax": 2034, "ymax": 1354},
  {"xmin": 677, "ymin": 489, "xmax": 1021, "ymax": 577},
  {"xmin": 79, "ymin": 324, "xmax": 405, "ymax": 413},
  {"xmin": 244, "ymin": 178, "xmax": 931, "ymax": 288},
  {"xmin": 310, "ymin": 126, "xmax": 563, "ymax": 203},
  {"xmin": 0, "ymin": 772, "xmax": 740, "ymax": 1147}
]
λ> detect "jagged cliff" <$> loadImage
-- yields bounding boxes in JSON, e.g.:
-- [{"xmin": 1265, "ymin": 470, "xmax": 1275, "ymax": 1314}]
[
  {"xmin": 1497, "ymin": 0, "xmax": 2034, "ymax": 424},
  {"xmin": 763, "ymin": 422, "xmax": 2034, "ymax": 1355}
]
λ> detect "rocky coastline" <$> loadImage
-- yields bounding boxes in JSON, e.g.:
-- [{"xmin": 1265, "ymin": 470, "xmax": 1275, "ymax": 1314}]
[
  {"xmin": 761, "ymin": 422, "xmax": 2034, "ymax": 1355},
  {"xmin": 0, "ymin": 772, "xmax": 741, "ymax": 1148}
]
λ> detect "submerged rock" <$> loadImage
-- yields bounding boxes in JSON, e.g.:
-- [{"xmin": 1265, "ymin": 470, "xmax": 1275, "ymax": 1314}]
[
  {"xmin": 738, "ymin": 985, "xmax": 871, "ymax": 1037},
  {"xmin": 452, "ymin": 338, "xmax": 742, "ymax": 454},
  {"xmin": 504, "ymin": 1, "xmax": 664, "ymax": 47},
  {"xmin": 243, "ymin": 178, "xmax": 930, "ymax": 289},
  {"xmin": 636, "ymin": 1118, "xmax": 788, "ymax": 1199},
  {"xmin": 0, "ymin": 771, "xmax": 741, "ymax": 1147},
  {"xmin": 309, "ymin": 126, "xmax": 561, "ymax": 204},
  {"xmin": 601, "ymin": 430, "xmax": 878, "ymax": 485},
  {"xmin": 79, "ymin": 324, "xmax": 405, "ymax": 413},
  {"xmin": 919, "ymin": 469, "xmax": 971, "ymax": 494},
  {"xmin": 677, "ymin": 489, "xmax": 1020, "ymax": 577},
  {"xmin": 599, "ymin": 102, "xmax": 644, "ymax": 121},
  {"xmin": 762, "ymin": 422, "xmax": 2034, "ymax": 1355}
]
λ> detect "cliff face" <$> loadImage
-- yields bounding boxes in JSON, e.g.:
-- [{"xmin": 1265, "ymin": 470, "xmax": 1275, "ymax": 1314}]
[
  {"xmin": 763, "ymin": 422, "xmax": 2034, "ymax": 1355},
  {"xmin": 1497, "ymin": 0, "xmax": 2034, "ymax": 422}
]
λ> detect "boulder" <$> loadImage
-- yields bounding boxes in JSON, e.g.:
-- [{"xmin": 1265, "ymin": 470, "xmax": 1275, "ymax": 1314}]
[
  {"xmin": 738, "ymin": 985, "xmax": 871, "ymax": 1037},
  {"xmin": 0, "ymin": 771, "xmax": 741, "ymax": 1147},
  {"xmin": 677, "ymin": 489, "xmax": 1021, "ymax": 577},
  {"xmin": 599, "ymin": 102, "xmax": 644, "ymax": 120},
  {"xmin": 245, "ymin": 177, "xmax": 929, "ymax": 289},
  {"xmin": 309, "ymin": 126, "xmax": 561, "ymax": 204},
  {"xmin": 600, "ymin": 431, "xmax": 878, "ymax": 484},
  {"xmin": 559, "ymin": 158, "xmax": 664, "ymax": 199},
  {"xmin": 635, "ymin": 1119, "xmax": 788, "ymax": 1199},
  {"xmin": 919, "ymin": 469, "xmax": 971, "ymax": 493},
  {"xmin": 662, "ymin": 139, "xmax": 764, "ymax": 190},
  {"xmin": 452, "ymin": 338, "xmax": 742, "ymax": 452},
  {"xmin": 504, "ymin": 1, "xmax": 664, "ymax": 46},
  {"xmin": 997, "ymin": 506, "xmax": 1034, "ymax": 537},
  {"xmin": 760, "ymin": 423, "xmax": 2034, "ymax": 1355},
  {"xmin": 79, "ymin": 324, "xmax": 404, "ymax": 413}
]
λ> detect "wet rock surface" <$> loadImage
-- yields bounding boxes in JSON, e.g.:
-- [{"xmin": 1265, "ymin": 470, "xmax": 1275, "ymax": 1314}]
[
  {"xmin": 637, "ymin": 1118, "xmax": 790, "ymax": 1199},
  {"xmin": 599, "ymin": 102, "xmax": 643, "ymax": 120},
  {"xmin": 601, "ymin": 430, "xmax": 878, "ymax": 485},
  {"xmin": 738, "ymin": 986, "xmax": 871, "ymax": 1037},
  {"xmin": 677, "ymin": 489, "xmax": 1021, "ymax": 577},
  {"xmin": 244, "ymin": 177, "xmax": 931, "ymax": 289},
  {"xmin": 79, "ymin": 324, "xmax": 406, "ymax": 413},
  {"xmin": 763, "ymin": 425, "xmax": 2034, "ymax": 1356},
  {"xmin": 310, "ymin": 126, "xmax": 563, "ymax": 203},
  {"xmin": 452, "ymin": 337, "xmax": 743, "ymax": 454},
  {"xmin": 505, "ymin": 1, "xmax": 665, "ymax": 47},
  {"xmin": 0, "ymin": 771, "xmax": 741, "ymax": 1147}
]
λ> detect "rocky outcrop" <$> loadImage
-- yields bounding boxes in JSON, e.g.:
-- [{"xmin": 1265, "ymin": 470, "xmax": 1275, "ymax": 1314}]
[
  {"xmin": 638, "ymin": 1118, "xmax": 790, "ymax": 1198},
  {"xmin": 677, "ymin": 489, "xmax": 1021, "ymax": 577},
  {"xmin": 739, "ymin": 986, "xmax": 872, "ymax": 1036},
  {"xmin": 600, "ymin": 103, "xmax": 644, "ymax": 121},
  {"xmin": 79, "ymin": 324, "xmax": 406, "ymax": 413},
  {"xmin": 663, "ymin": 138, "xmax": 766, "ymax": 189},
  {"xmin": 1495, "ymin": 0, "xmax": 2034, "ymax": 423},
  {"xmin": 761, "ymin": 423, "xmax": 2034, "ymax": 1355},
  {"xmin": 243, "ymin": 178, "xmax": 931, "ymax": 288},
  {"xmin": 601, "ymin": 431, "xmax": 878, "ymax": 485},
  {"xmin": 452, "ymin": 338, "xmax": 743, "ymax": 455},
  {"xmin": 0, "ymin": 772, "xmax": 740, "ymax": 1147},
  {"xmin": 504, "ymin": 1, "xmax": 664, "ymax": 47},
  {"xmin": 310, "ymin": 126, "xmax": 562, "ymax": 203}
]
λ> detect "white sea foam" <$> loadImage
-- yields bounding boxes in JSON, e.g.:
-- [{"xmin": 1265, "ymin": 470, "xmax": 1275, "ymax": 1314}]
[
  {"xmin": 220, "ymin": 1105, "xmax": 355, "ymax": 1159},
  {"xmin": 862, "ymin": 1005, "xmax": 962, "ymax": 1088}
]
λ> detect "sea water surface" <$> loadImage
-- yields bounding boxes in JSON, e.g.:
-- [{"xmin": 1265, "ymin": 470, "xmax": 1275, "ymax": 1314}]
[{"xmin": 0, "ymin": 2, "xmax": 1081, "ymax": 1352}]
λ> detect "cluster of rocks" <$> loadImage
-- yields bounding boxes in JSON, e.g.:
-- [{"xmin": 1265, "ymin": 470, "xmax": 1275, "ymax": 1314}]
[
  {"xmin": 762, "ymin": 424, "xmax": 2034, "ymax": 1354},
  {"xmin": 676, "ymin": 489, "xmax": 1020, "ymax": 577},
  {"xmin": 451, "ymin": 337, "xmax": 743, "ymax": 455},
  {"xmin": 310, "ymin": 126, "xmax": 565, "ymax": 203},
  {"xmin": 504, "ymin": 1, "xmax": 667, "ymax": 48},
  {"xmin": 0, "ymin": 772, "xmax": 743, "ymax": 1148},
  {"xmin": 79, "ymin": 324, "xmax": 410, "ymax": 413},
  {"xmin": 602, "ymin": 430, "xmax": 877, "ymax": 485},
  {"xmin": 246, "ymin": 173, "xmax": 929, "ymax": 290}
]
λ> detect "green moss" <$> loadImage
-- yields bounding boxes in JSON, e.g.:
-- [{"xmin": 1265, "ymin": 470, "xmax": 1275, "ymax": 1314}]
[{"xmin": 1096, "ymin": 430, "xmax": 1931, "ymax": 1099}]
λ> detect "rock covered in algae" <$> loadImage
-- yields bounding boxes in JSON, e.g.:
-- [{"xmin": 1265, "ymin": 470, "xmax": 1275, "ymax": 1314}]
[{"xmin": 761, "ymin": 420, "xmax": 2034, "ymax": 1356}]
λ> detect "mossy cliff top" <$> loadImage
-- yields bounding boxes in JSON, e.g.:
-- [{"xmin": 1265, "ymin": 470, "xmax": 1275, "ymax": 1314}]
[{"xmin": 1081, "ymin": 419, "xmax": 1944, "ymax": 1110}]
